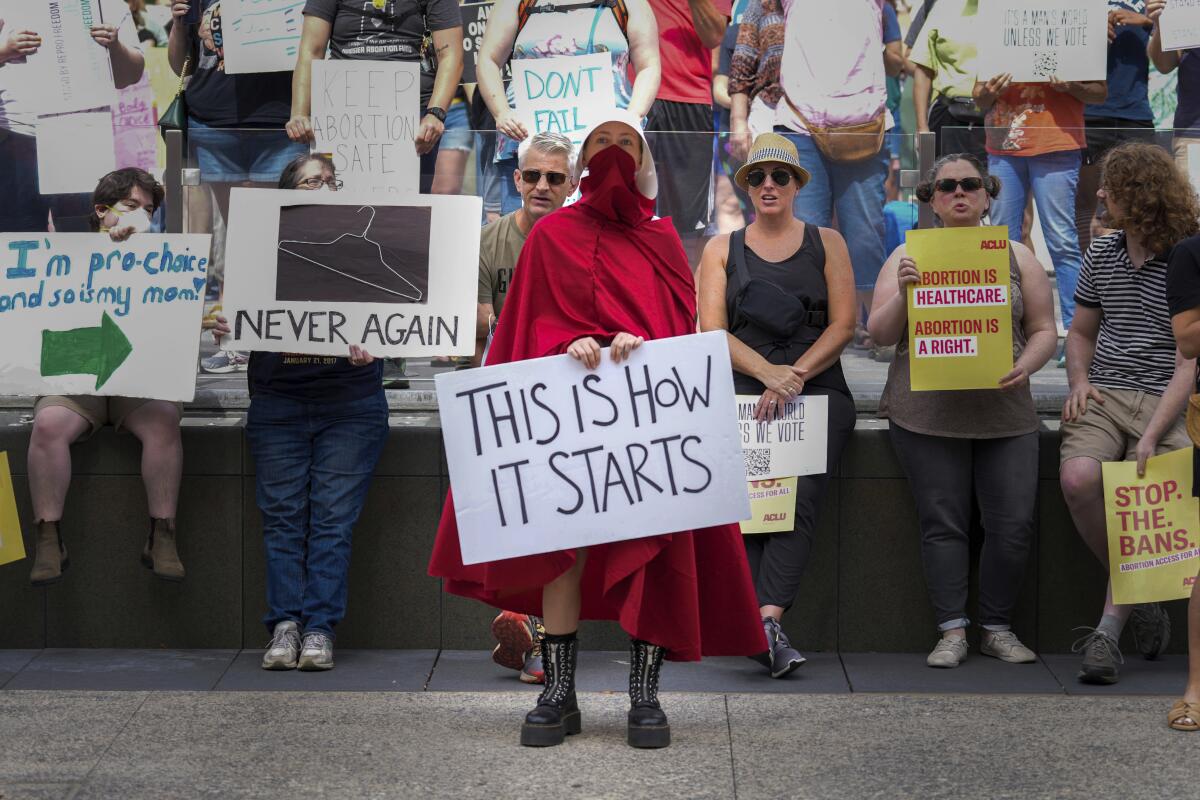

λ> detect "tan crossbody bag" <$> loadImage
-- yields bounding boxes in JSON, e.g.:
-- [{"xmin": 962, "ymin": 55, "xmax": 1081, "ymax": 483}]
[{"xmin": 783, "ymin": 95, "xmax": 886, "ymax": 164}]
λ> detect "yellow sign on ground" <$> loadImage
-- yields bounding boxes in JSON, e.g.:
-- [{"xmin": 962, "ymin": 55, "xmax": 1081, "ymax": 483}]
[
  {"xmin": 740, "ymin": 478, "xmax": 798, "ymax": 535},
  {"xmin": 1104, "ymin": 448, "xmax": 1200, "ymax": 604},
  {"xmin": 0, "ymin": 452, "xmax": 25, "ymax": 567},
  {"xmin": 905, "ymin": 225, "xmax": 1014, "ymax": 391}
]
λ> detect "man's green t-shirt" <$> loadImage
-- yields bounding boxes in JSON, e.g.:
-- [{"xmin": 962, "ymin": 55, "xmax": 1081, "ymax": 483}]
[{"xmin": 478, "ymin": 211, "xmax": 529, "ymax": 318}]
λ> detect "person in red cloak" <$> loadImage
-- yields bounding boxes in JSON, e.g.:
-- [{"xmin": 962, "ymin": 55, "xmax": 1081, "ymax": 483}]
[{"xmin": 428, "ymin": 111, "xmax": 766, "ymax": 749}]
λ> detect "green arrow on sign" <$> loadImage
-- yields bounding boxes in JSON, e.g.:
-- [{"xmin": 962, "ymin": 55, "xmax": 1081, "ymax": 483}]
[{"xmin": 40, "ymin": 311, "xmax": 133, "ymax": 390}]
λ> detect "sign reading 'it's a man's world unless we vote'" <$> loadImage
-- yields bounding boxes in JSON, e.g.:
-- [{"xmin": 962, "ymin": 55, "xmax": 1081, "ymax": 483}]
[
  {"xmin": 437, "ymin": 332, "xmax": 751, "ymax": 565},
  {"xmin": 976, "ymin": 0, "xmax": 1108, "ymax": 83}
]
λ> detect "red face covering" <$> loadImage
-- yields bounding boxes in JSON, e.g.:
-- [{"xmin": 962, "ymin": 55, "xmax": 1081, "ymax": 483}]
[{"xmin": 576, "ymin": 144, "xmax": 655, "ymax": 227}]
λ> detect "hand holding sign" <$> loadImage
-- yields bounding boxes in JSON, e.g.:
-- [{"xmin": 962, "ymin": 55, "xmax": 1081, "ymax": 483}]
[{"xmin": 0, "ymin": 20, "xmax": 41, "ymax": 59}]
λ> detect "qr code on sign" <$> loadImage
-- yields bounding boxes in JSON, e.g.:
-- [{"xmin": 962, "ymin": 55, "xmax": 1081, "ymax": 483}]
[
  {"xmin": 744, "ymin": 449, "xmax": 771, "ymax": 477},
  {"xmin": 1032, "ymin": 51, "xmax": 1059, "ymax": 79}
]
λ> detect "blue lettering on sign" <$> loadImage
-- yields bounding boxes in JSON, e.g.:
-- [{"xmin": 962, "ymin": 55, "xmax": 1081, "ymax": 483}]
[{"xmin": 6, "ymin": 239, "xmax": 47, "ymax": 279}]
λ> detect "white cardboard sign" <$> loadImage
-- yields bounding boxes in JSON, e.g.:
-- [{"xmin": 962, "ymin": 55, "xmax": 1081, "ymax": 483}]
[
  {"xmin": 737, "ymin": 394, "xmax": 828, "ymax": 480},
  {"xmin": 0, "ymin": 233, "xmax": 212, "ymax": 401},
  {"xmin": 311, "ymin": 60, "xmax": 421, "ymax": 194},
  {"xmin": 222, "ymin": 188, "xmax": 481, "ymax": 358},
  {"xmin": 37, "ymin": 110, "xmax": 116, "ymax": 194},
  {"xmin": 25, "ymin": 0, "xmax": 117, "ymax": 115},
  {"xmin": 223, "ymin": 0, "xmax": 304, "ymax": 74},
  {"xmin": 512, "ymin": 52, "xmax": 617, "ymax": 146},
  {"xmin": 437, "ymin": 331, "xmax": 752, "ymax": 565},
  {"xmin": 977, "ymin": 0, "xmax": 1108, "ymax": 83},
  {"xmin": 1162, "ymin": 0, "xmax": 1200, "ymax": 51}
]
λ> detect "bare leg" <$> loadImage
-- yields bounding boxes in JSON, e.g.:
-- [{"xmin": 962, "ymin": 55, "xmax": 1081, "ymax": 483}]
[
  {"xmin": 27, "ymin": 406, "xmax": 91, "ymax": 520},
  {"xmin": 1061, "ymin": 455, "xmax": 1132, "ymax": 625},
  {"xmin": 122, "ymin": 402, "xmax": 183, "ymax": 519},
  {"xmin": 431, "ymin": 148, "xmax": 469, "ymax": 196},
  {"xmin": 542, "ymin": 550, "xmax": 587, "ymax": 635},
  {"xmin": 1182, "ymin": 574, "xmax": 1200, "ymax": 709},
  {"xmin": 760, "ymin": 604, "xmax": 785, "ymax": 621}
]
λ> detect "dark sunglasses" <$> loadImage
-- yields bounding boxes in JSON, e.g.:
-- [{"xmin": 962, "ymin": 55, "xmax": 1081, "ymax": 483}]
[
  {"xmin": 746, "ymin": 168, "xmax": 794, "ymax": 188},
  {"xmin": 934, "ymin": 177, "xmax": 984, "ymax": 193},
  {"xmin": 520, "ymin": 169, "xmax": 568, "ymax": 187}
]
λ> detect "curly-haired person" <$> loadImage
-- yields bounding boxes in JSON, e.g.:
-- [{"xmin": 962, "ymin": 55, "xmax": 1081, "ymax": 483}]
[{"xmin": 1060, "ymin": 141, "xmax": 1200, "ymax": 687}]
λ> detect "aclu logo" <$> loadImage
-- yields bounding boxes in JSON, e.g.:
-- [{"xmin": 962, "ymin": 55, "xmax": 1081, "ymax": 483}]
[{"xmin": 980, "ymin": 240, "xmax": 1008, "ymax": 250}]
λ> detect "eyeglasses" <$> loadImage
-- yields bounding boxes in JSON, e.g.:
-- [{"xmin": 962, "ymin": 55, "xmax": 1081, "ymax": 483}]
[
  {"xmin": 746, "ymin": 168, "xmax": 794, "ymax": 188},
  {"xmin": 934, "ymin": 177, "xmax": 984, "ymax": 193},
  {"xmin": 298, "ymin": 177, "xmax": 343, "ymax": 190},
  {"xmin": 520, "ymin": 169, "xmax": 568, "ymax": 187}
]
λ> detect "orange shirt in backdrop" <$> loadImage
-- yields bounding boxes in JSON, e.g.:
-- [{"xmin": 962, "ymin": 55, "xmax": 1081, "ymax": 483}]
[{"xmin": 984, "ymin": 83, "xmax": 1086, "ymax": 157}]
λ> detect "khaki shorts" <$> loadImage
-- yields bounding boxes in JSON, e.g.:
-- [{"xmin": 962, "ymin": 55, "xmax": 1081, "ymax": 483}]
[
  {"xmin": 1060, "ymin": 386, "xmax": 1190, "ymax": 464},
  {"xmin": 34, "ymin": 396, "xmax": 183, "ymax": 439}
]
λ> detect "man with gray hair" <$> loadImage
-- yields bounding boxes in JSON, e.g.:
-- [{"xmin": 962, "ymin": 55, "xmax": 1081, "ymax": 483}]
[{"xmin": 477, "ymin": 130, "xmax": 575, "ymax": 684}]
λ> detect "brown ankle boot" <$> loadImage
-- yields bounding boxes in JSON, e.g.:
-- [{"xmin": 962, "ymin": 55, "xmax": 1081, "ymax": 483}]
[
  {"xmin": 29, "ymin": 520, "xmax": 68, "ymax": 586},
  {"xmin": 141, "ymin": 517, "xmax": 184, "ymax": 582}
]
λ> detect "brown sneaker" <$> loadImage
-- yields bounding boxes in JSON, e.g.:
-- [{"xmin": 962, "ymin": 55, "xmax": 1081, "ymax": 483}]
[
  {"xmin": 29, "ymin": 520, "xmax": 68, "ymax": 586},
  {"xmin": 141, "ymin": 517, "xmax": 185, "ymax": 582}
]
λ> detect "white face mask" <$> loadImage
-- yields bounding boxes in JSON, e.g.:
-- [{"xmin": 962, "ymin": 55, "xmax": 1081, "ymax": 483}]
[{"xmin": 112, "ymin": 206, "xmax": 153, "ymax": 233}]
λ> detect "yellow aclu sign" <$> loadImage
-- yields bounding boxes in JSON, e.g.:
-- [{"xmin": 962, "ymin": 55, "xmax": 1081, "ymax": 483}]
[{"xmin": 0, "ymin": 452, "xmax": 25, "ymax": 567}]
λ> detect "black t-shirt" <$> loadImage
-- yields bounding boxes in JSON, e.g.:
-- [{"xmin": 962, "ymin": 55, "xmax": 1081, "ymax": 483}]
[
  {"xmin": 303, "ymin": 0, "xmax": 462, "ymax": 106},
  {"xmin": 185, "ymin": 0, "xmax": 295, "ymax": 126},
  {"xmin": 1166, "ymin": 234, "xmax": 1200, "ymax": 496},
  {"xmin": 248, "ymin": 352, "xmax": 384, "ymax": 402}
]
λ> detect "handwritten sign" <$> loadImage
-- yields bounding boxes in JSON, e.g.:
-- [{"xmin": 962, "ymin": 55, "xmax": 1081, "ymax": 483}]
[
  {"xmin": 737, "ymin": 394, "xmax": 828, "ymax": 479},
  {"xmin": 0, "ymin": 233, "xmax": 212, "ymax": 401},
  {"xmin": 0, "ymin": 453, "xmax": 24, "ymax": 568},
  {"xmin": 1161, "ymin": 0, "xmax": 1200, "ymax": 51},
  {"xmin": 112, "ymin": 74, "xmax": 157, "ymax": 174},
  {"xmin": 512, "ymin": 52, "xmax": 617, "ymax": 146},
  {"xmin": 460, "ymin": 1, "xmax": 510, "ymax": 84},
  {"xmin": 223, "ymin": 0, "xmax": 304, "ymax": 74},
  {"xmin": 1104, "ymin": 448, "xmax": 1200, "ymax": 604},
  {"xmin": 905, "ymin": 226, "xmax": 1014, "ymax": 392},
  {"xmin": 977, "ymin": 0, "xmax": 1108, "ymax": 83},
  {"xmin": 222, "ymin": 189, "xmax": 480, "ymax": 358},
  {"xmin": 311, "ymin": 60, "xmax": 421, "ymax": 194},
  {"xmin": 25, "ymin": 0, "xmax": 117, "ymax": 114},
  {"xmin": 740, "ymin": 477, "xmax": 797, "ymax": 535},
  {"xmin": 436, "ymin": 331, "xmax": 751, "ymax": 565}
]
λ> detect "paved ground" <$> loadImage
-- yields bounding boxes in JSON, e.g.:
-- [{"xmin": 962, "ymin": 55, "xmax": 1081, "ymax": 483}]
[{"xmin": 0, "ymin": 649, "xmax": 1192, "ymax": 799}]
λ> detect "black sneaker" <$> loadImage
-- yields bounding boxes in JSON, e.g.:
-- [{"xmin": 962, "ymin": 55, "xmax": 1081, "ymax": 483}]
[
  {"xmin": 761, "ymin": 617, "xmax": 806, "ymax": 679},
  {"xmin": 1129, "ymin": 603, "xmax": 1170, "ymax": 660},
  {"xmin": 1071, "ymin": 628, "xmax": 1123, "ymax": 685}
]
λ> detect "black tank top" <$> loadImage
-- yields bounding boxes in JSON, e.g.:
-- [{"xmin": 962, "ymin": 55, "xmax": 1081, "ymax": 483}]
[{"xmin": 724, "ymin": 223, "xmax": 851, "ymax": 397}]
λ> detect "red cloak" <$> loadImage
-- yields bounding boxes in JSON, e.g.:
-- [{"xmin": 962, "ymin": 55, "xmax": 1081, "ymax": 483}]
[{"xmin": 428, "ymin": 146, "xmax": 766, "ymax": 661}]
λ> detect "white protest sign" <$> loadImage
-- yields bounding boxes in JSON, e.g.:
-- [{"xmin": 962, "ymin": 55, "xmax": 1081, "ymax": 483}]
[
  {"xmin": 1161, "ymin": 0, "xmax": 1200, "ymax": 51},
  {"xmin": 25, "ymin": 0, "xmax": 117, "ymax": 114},
  {"xmin": 977, "ymin": 0, "xmax": 1108, "ymax": 83},
  {"xmin": 311, "ymin": 60, "xmax": 421, "ymax": 194},
  {"xmin": 37, "ymin": 110, "xmax": 116, "ymax": 194},
  {"xmin": 223, "ymin": 0, "xmax": 304, "ymax": 74},
  {"xmin": 222, "ymin": 188, "xmax": 480, "ymax": 358},
  {"xmin": 0, "ymin": 233, "xmax": 212, "ymax": 401},
  {"xmin": 512, "ymin": 52, "xmax": 617, "ymax": 146},
  {"xmin": 437, "ymin": 331, "xmax": 751, "ymax": 565},
  {"xmin": 736, "ymin": 394, "xmax": 828, "ymax": 480}
]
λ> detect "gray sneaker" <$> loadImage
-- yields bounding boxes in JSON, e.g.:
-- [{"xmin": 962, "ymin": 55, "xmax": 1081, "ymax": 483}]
[
  {"xmin": 200, "ymin": 350, "xmax": 249, "ymax": 373},
  {"xmin": 1072, "ymin": 628, "xmax": 1123, "ymax": 685},
  {"xmin": 762, "ymin": 617, "xmax": 806, "ymax": 678},
  {"xmin": 261, "ymin": 620, "xmax": 300, "ymax": 670},
  {"xmin": 298, "ymin": 632, "xmax": 334, "ymax": 671},
  {"xmin": 980, "ymin": 630, "xmax": 1036, "ymax": 663},
  {"xmin": 1129, "ymin": 603, "xmax": 1171, "ymax": 660},
  {"xmin": 926, "ymin": 636, "xmax": 968, "ymax": 668}
]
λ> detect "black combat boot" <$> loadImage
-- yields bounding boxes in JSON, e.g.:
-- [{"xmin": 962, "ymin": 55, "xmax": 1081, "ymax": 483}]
[
  {"xmin": 520, "ymin": 631, "xmax": 581, "ymax": 747},
  {"xmin": 627, "ymin": 639, "xmax": 670, "ymax": 748}
]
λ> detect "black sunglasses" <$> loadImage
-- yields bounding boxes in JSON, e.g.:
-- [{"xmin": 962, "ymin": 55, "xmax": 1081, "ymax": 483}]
[
  {"xmin": 520, "ymin": 169, "xmax": 568, "ymax": 187},
  {"xmin": 746, "ymin": 168, "xmax": 794, "ymax": 188},
  {"xmin": 934, "ymin": 177, "xmax": 984, "ymax": 193}
]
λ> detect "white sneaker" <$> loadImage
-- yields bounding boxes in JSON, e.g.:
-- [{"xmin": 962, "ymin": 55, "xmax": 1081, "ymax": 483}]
[
  {"xmin": 297, "ymin": 632, "xmax": 335, "ymax": 671},
  {"xmin": 200, "ymin": 350, "xmax": 249, "ymax": 373},
  {"xmin": 926, "ymin": 636, "xmax": 968, "ymax": 668},
  {"xmin": 981, "ymin": 630, "xmax": 1037, "ymax": 664},
  {"xmin": 261, "ymin": 620, "xmax": 300, "ymax": 670}
]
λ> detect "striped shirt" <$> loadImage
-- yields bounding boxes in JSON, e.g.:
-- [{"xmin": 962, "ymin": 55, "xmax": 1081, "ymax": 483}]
[{"xmin": 1074, "ymin": 232, "xmax": 1177, "ymax": 395}]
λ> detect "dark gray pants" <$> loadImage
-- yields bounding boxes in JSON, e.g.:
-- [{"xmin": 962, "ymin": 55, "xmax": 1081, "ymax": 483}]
[{"xmin": 888, "ymin": 423, "xmax": 1039, "ymax": 631}]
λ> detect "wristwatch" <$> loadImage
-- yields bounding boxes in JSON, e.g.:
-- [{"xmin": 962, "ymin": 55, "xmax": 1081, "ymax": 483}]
[{"xmin": 424, "ymin": 106, "xmax": 447, "ymax": 123}]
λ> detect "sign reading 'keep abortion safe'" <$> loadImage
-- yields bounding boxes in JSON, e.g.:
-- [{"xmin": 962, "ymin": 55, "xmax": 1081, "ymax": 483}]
[{"xmin": 437, "ymin": 332, "xmax": 752, "ymax": 565}]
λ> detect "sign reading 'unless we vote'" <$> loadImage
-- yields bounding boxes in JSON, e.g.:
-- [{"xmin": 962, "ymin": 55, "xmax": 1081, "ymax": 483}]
[{"xmin": 976, "ymin": 0, "xmax": 1108, "ymax": 83}]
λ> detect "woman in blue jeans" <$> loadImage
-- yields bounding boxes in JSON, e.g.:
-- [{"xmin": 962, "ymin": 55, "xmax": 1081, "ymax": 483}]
[{"xmin": 214, "ymin": 153, "xmax": 387, "ymax": 671}]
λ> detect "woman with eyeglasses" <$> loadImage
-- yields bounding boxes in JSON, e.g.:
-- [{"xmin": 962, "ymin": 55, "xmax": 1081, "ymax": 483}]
[
  {"xmin": 697, "ymin": 132, "xmax": 857, "ymax": 678},
  {"xmin": 868, "ymin": 153, "xmax": 1057, "ymax": 669},
  {"xmin": 213, "ymin": 153, "xmax": 385, "ymax": 673}
]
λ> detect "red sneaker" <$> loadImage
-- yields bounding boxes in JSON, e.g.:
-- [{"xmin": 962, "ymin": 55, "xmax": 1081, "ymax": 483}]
[{"xmin": 491, "ymin": 611, "xmax": 535, "ymax": 671}]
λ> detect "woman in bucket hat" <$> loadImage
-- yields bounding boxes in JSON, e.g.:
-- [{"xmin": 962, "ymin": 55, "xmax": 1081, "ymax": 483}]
[{"xmin": 698, "ymin": 132, "xmax": 858, "ymax": 678}]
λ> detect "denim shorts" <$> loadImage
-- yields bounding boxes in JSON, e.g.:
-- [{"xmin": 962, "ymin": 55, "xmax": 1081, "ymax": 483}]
[
  {"xmin": 439, "ymin": 102, "xmax": 472, "ymax": 152},
  {"xmin": 188, "ymin": 117, "xmax": 307, "ymax": 183}
]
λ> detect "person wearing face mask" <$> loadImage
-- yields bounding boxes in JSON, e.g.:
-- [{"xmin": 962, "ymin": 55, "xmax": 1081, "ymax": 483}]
[
  {"xmin": 429, "ymin": 111, "xmax": 765, "ymax": 749},
  {"xmin": 868, "ymin": 153, "xmax": 1058, "ymax": 669},
  {"xmin": 27, "ymin": 169, "xmax": 187, "ymax": 587},
  {"xmin": 696, "ymin": 133, "xmax": 856, "ymax": 678}
]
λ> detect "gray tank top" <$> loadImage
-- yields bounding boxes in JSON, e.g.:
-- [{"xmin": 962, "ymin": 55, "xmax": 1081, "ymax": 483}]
[{"xmin": 878, "ymin": 247, "xmax": 1039, "ymax": 439}]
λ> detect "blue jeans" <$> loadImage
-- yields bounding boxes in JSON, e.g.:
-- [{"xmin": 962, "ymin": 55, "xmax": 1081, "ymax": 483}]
[
  {"xmin": 245, "ymin": 391, "xmax": 388, "ymax": 638},
  {"xmin": 988, "ymin": 150, "xmax": 1083, "ymax": 330},
  {"xmin": 187, "ymin": 118, "xmax": 307, "ymax": 183},
  {"xmin": 497, "ymin": 155, "xmax": 522, "ymax": 215},
  {"xmin": 779, "ymin": 130, "xmax": 888, "ymax": 291}
]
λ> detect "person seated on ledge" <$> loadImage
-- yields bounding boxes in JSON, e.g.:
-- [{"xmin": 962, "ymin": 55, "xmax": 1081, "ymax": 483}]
[
  {"xmin": 213, "ymin": 154, "xmax": 384, "ymax": 673},
  {"xmin": 28, "ymin": 168, "xmax": 186, "ymax": 586},
  {"xmin": 868, "ymin": 153, "xmax": 1058, "ymax": 669}
]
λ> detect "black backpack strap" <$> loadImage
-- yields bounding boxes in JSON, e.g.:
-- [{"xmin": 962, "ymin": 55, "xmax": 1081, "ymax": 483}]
[{"xmin": 730, "ymin": 228, "xmax": 753, "ymax": 288}]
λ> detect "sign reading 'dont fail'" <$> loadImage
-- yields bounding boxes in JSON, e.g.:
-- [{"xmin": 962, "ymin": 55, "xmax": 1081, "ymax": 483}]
[{"xmin": 512, "ymin": 52, "xmax": 617, "ymax": 145}]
